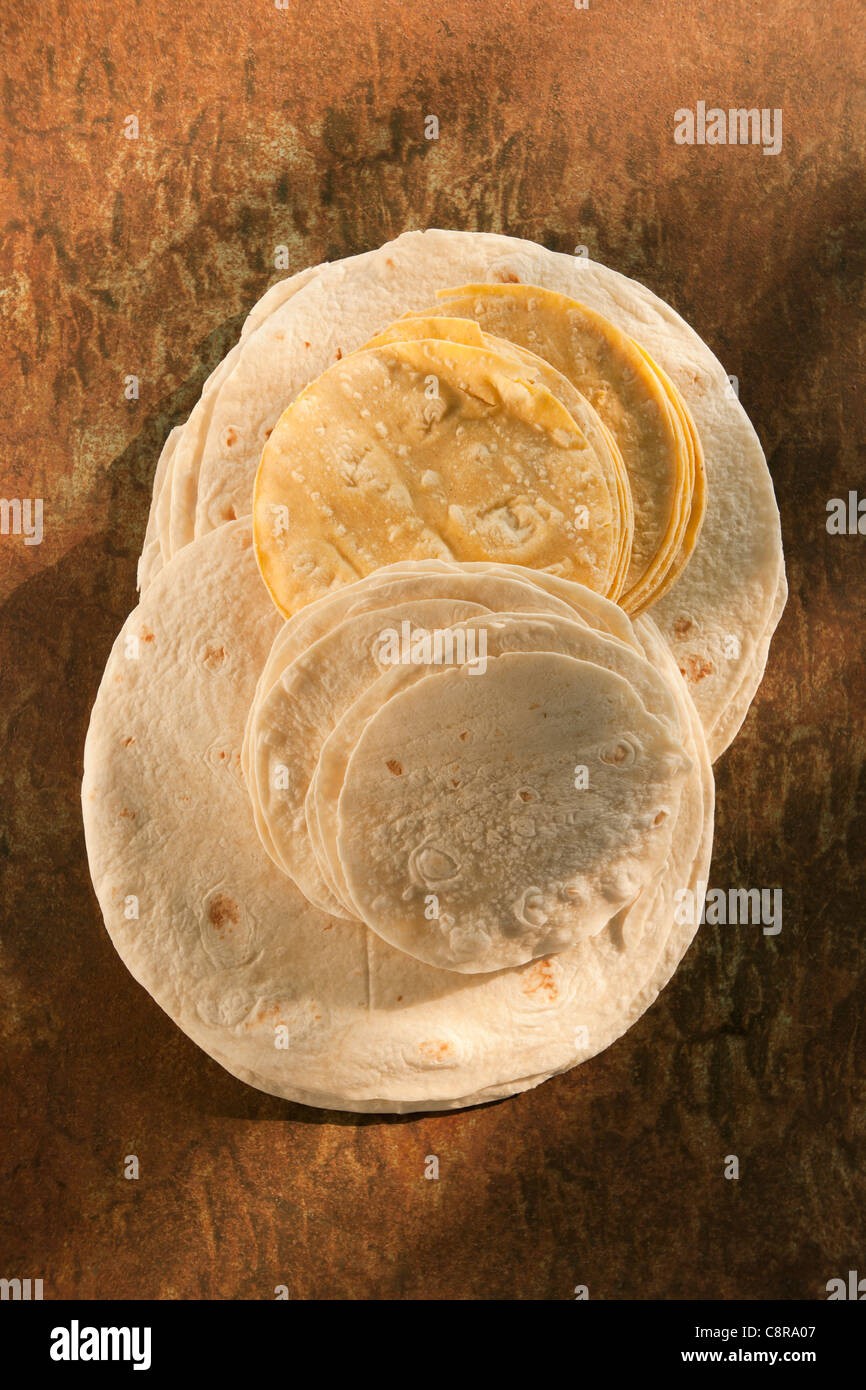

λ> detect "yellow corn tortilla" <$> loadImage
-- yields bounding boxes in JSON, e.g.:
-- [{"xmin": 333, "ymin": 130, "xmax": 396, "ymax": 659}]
[
  {"xmin": 365, "ymin": 315, "xmax": 634, "ymax": 600},
  {"xmin": 253, "ymin": 338, "xmax": 621, "ymax": 617},
  {"xmin": 421, "ymin": 282, "xmax": 693, "ymax": 610}
]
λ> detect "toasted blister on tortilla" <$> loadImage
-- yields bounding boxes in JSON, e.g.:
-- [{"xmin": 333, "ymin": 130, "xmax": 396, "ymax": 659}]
[
  {"xmin": 83, "ymin": 522, "xmax": 714, "ymax": 1112},
  {"xmin": 253, "ymin": 337, "xmax": 623, "ymax": 617}
]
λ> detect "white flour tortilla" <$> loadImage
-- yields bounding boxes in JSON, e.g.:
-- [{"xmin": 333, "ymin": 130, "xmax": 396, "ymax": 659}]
[
  {"xmin": 333, "ymin": 648, "xmax": 689, "ymax": 972},
  {"xmin": 85, "ymin": 522, "xmax": 713, "ymax": 1112},
  {"xmin": 298, "ymin": 604, "xmax": 685, "ymax": 931}
]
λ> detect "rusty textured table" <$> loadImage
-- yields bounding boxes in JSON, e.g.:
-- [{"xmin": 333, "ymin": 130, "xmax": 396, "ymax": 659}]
[{"xmin": 1, "ymin": 0, "xmax": 864, "ymax": 1300}]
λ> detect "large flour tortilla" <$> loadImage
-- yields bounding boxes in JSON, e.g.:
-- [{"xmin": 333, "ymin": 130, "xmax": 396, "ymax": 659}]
[
  {"xmin": 138, "ymin": 230, "xmax": 783, "ymax": 759},
  {"xmin": 85, "ymin": 522, "xmax": 713, "ymax": 1113}
]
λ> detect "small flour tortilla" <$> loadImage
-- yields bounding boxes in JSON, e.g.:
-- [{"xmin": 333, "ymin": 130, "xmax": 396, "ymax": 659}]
[
  {"xmin": 334, "ymin": 649, "xmax": 689, "ymax": 973},
  {"xmin": 252, "ymin": 590, "xmax": 683, "ymax": 925},
  {"xmin": 305, "ymin": 605, "xmax": 686, "ymax": 928},
  {"xmin": 244, "ymin": 566, "xmax": 604, "ymax": 903},
  {"xmin": 370, "ymin": 557, "xmax": 643, "ymax": 652},
  {"xmin": 245, "ymin": 562, "xmax": 598, "ymax": 770}
]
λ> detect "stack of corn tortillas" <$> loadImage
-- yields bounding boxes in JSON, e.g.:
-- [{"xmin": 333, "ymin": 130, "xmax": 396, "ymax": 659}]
[{"xmin": 84, "ymin": 230, "xmax": 785, "ymax": 1113}]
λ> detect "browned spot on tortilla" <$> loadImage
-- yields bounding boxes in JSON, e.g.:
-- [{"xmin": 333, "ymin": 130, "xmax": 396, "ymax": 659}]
[
  {"xmin": 459, "ymin": 731, "xmax": 469, "ymax": 741},
  {"xmin": 141, "ymin": 630, "xmax": 155, "ymax": 643},
  {"xmin": 529, "ymin": 702, "xmax": 540, "ymax": 710},
  {"xmin": 249, "ymin": 1003, "xmax": 282, "ymax": 1029},
  {"xmin": 386, "ymin": 759, "xmax": 403, "ymax": 775},
  {"xmin": 122, "ymin": 736, "xmax": 135, "ymax": 747},
  {"xmin": 264, "ymin": 426, "xmax": 273, "ymax": 440},
  {"xmin": 518, "ymin": 789, "xmax": 534, "ymax": 802},
  {"xmin": 304, "ymin": 340, "xmax": 310, "ymax": 348},
  {"xmin": 208, "ymin": 893, "xmax": 240, "ymax": 934},
  {"xmin": 673, "ymin": 615, "xmax": 693, "ymax": 639},
  {"xmin": 335, "ymin": 346, "xmax": 342, "ymax": 360},
  {"xmin": 119, "ymin": 807, "xmax": 136, "ymax": 819},
  {"xmin": 203, "ymin": 644, "xmax": 228, "ymax": 669},
  {"xmin": 451, "ymin": 778, "xmax": 460, "ymax": 787},
  {"xmin": 522, "ymin": 958, "xmax": 558, "ymax": 1003},
  {"xmin": 653, "ymin": 810, "xmax": 667, "ymax": 826},
  {"xmin": 386, "ymin": 257, "xmax": 395, "ymax": 268},
  {"xmin": 224, "ymin": 427, "xmax": 238, "ymax": 447},
  {"xmin": 679, "ymin": 653, "xmax": 713, "ymax": 684},
  {"xmin": 419, "ymin": 1039, "xmax": 453, "ymax": 1061},
  {"xmin": 495, "ymin": 270, "xmax": 520, "ymax": 283}
]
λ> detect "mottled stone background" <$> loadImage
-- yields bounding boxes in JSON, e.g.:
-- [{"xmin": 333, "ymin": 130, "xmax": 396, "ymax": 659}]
[{"xmin": 1, "ymin": 0, "xmax": 863, "ymax": 1300}]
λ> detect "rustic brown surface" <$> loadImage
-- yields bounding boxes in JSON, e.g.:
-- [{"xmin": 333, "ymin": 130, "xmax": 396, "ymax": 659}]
[{"xmin": 1, "ymin": 0, "xmax": 864, "ymax": 1301}]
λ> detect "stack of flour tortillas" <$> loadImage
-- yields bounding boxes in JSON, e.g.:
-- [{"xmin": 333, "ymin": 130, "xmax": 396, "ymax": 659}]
[{"xmin": 83, "ymin": 230, "xmax": 785, "ymax": 1112}]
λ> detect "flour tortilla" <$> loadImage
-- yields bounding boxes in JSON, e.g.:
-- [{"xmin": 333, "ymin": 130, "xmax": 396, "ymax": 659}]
[
  {"xmin": 707, "ymin": 563, "xmax": 787, "ymax": 754},
  {"xmin": 137, "ymin": 424, "xmax": 181, "ymax": 592},
  {"xmin": 370, "ymin": 557, "xmax": 644, "ymax": 652},
  {"xmin": 252, "ymin": 593, "xmax": 684, "ymax": 928},
  {"xmin": 244, "ymin": 567, "xmax": 606, "ymax": 905},
  {"xmin": 306, "ymin": 606, "xmax": 685, "ymax": 929},
  {"xmin": 137, "ymin": 261, "xmax": 334, "ymax": 591},
  {"xmin": 334, "ymin": 649, "xmax": 689, "ymax": 973},
  {"xmin": 241, "ymin": 560, "xmax": 603, "ymax": 816},
  {"xmin": 84, "ymin": 522, "xmax": 713, "ymax": 1112}
]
